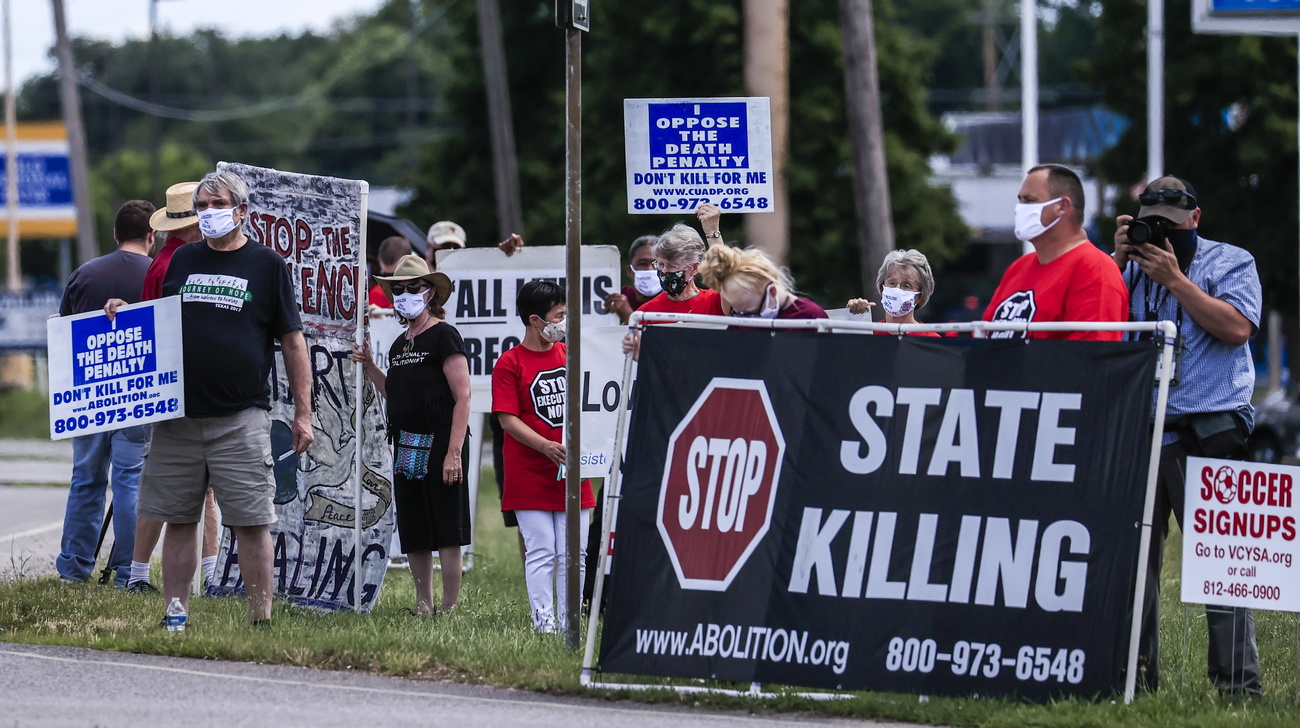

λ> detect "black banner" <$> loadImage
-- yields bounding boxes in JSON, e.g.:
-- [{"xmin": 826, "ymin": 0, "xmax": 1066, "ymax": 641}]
[{"xmin": 598, "ymin": 327, "xmax": 1156, "ymax": 700}]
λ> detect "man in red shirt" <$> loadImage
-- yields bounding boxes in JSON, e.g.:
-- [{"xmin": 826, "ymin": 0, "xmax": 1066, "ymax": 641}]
[
  {"xmin": 984, "ymin": 164, "xmax": 1127, "ymax": 341},
  {"xmin": 367, "ymin": 236, "xmax": 416, "ymax": 310}
]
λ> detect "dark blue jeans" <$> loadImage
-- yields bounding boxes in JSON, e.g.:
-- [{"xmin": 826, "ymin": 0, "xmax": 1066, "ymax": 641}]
[{"xmin": 56, "ymin": 425, "xmax": 149, "ymax": 587}]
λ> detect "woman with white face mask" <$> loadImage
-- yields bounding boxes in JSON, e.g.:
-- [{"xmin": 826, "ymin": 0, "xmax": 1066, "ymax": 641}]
[
  {"xmin": 847, "ymin": 249, "xmax": 942, "ymax": 337},
  {"xmin": 604, "ymin": 235, "xmax": 660, "ymax": 324},
  {"xmin": 350, "ymin": 255, "xmax": 472, "ymax": 616}
]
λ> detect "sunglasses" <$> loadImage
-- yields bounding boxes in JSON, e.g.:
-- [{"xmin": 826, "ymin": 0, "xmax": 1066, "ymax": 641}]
[
  {"xmin": 1139, "ymin": 189, "xmax": 1197, "ymax": 209},
  {"xmin": 389, "ymin": 282, "xmax": 428, "ymax": 295}
]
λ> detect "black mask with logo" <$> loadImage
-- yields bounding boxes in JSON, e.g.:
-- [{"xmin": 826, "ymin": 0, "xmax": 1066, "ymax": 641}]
[{"xmin": 657, "ymin": 269, "xmax": 691, "ymax": 297}]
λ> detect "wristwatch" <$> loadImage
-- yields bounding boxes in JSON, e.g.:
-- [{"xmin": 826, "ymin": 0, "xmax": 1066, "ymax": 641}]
[{"xmin": 706, "ymin": 231, "xmax": 722, "ymax": 239}]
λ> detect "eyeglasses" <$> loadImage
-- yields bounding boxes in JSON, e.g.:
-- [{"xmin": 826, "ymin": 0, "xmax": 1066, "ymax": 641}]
[
  {"xmin": 390, "ymin": 282, "xmax": 428, "ymax": 295},
  {"xmin": 883, "ymin": 277, "xmax": 920, "ymax": 292},
  {"xmin": 1139, "ymin": 189, "xmax": 1197, "ymax": 209}
]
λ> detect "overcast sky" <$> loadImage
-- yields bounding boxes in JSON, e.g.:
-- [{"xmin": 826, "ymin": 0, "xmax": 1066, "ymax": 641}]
[{"xmin": 10, "ymin": 0, "xmax": 389, "ymax": 88}]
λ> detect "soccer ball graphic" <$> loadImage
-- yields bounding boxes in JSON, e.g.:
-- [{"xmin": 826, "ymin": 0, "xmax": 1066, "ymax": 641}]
[{"xmin": 1213, "ymin": 466, "xmax": 1236, "ymax": 505}]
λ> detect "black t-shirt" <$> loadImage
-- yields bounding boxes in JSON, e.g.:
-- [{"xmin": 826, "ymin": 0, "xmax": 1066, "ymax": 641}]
[
  {"xmin": 59, "ymin": 249, "xmax": 152, "ymax": 315},
  {"xmin": 162, "ymin": 240, "xmax": 302, "ymax": 417},
  {"xmin": 386, "ymin": 321, "xmax": 466, "ymax": 439}
]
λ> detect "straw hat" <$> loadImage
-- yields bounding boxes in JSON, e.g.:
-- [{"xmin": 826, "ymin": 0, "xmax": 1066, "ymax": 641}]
[
  {"xmin": 374, "ymin": 254, "xmax": 453, "ymax": 306},
  {"xmin": 150, "ymin": 182, "xmax": 200, "ymax": 232}
]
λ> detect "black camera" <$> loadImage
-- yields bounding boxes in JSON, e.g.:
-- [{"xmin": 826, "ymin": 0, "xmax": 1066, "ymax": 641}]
[{"xmin": 1126, "ymin": 216, "xmax": 1170, "ymax": 246}]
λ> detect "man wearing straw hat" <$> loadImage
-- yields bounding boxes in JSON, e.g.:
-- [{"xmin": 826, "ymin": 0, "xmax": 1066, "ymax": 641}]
[{"xmin": 119, "ymin": 182, "xmax": 220, "ymax": 594}]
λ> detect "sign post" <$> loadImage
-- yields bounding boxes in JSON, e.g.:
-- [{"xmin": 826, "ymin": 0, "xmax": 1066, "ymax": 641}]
[{"xmin": 0, "ymin": 122, "xmax": 75, "ymax": 292}]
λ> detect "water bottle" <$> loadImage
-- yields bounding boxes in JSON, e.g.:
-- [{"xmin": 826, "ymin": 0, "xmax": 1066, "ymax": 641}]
[{"xmin": 165, "ymin": 597, "xmax": 187, "ymax": 632}]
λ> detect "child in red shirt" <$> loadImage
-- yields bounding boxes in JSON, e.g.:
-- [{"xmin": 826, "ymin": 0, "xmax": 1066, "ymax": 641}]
[{"xmin": 492, "ymin": 280, "xmax": 595, "ymax": 634}]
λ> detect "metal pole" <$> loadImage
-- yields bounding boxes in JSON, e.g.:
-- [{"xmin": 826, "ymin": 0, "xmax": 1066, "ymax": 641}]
[
  {"xmin": 3, "ymin": 0, "xmax": 18, "ymax": 292},
  {"xmin": 1020, "ymin": 0, "xmax": 1037, "ymax": 255},
  {"xmin": 1147, "ymin": 0, "xmax": 1165, "ymax": 182},
  {"xmin": 353, "ymin": 185, "xmax": 369, "ymax": 611},
  {"xmin": 562, "ymin": 25, "xmax": 582, "ymax": 651}
]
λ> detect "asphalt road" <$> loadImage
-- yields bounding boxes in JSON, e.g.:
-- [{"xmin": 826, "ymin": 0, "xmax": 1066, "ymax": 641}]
[
  {"xmin": 0, "ymin": 643, "xmax": 897, "ymax": 728},
  {"xmin": 0, "ymin": 484, "xmax": 68, "ymax": 581}
]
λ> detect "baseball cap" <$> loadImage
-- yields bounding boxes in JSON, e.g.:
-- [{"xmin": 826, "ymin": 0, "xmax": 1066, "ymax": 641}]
[
  {"xmin": 1138, "ymin": 176, "xmax": 1198, "ymax": 224},
  {"xmin": 427, "ymin": 220, "xmax": 467, "ymax": 248}
]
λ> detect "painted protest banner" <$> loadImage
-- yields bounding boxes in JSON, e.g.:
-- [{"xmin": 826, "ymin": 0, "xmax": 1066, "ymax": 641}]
[
  {"xmin": 1180, "ymin": 456, "xmax": 1298, "ymax": 611},
  {"xmin": 599, "ymin": 329, "xmax": 1157, "ymax": 700},
  {"xmin": 624, "ymin": 97, "xmax": 774, "ymax": 215},
  {"xmin": 434, "ymin": 245, "xmax": 622, "ymax": 411},
  {"xmin": 209, "ymin": 163, "xmax": 394, "ymax": 612},
  {"xmin": 46, "ymin": 297, "xmax": 184, "ymax": 439}
]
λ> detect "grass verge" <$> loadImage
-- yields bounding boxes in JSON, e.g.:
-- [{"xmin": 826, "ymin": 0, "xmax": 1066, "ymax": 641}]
[
  {"xmin": 0, "ymin": 387, "xmax": 50, "ymax": 439},
  {"xmin": 1, "ymin": 472, "xmax": 1298, "ymax": 727}
]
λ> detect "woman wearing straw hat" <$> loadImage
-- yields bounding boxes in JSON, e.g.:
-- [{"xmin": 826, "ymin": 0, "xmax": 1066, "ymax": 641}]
[{"xmin": 351, "ymin": 254, "xmax": 471, "ymax": 615}]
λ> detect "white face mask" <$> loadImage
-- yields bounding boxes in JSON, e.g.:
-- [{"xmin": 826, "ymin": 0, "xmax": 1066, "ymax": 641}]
[
  {"xmin": 1013, "ymin": 197, "xmax": 1063, "ymax": 242},
  {"xmin": 540, "ymin": 317, "xmax": 567, "ymax": 343},
  {"xmin": 880, "ymin": 287, "xmax": 919, "ymax": 317},
  {"xmin": 393, "ymin": 292, "xmax": 427, "ymax": 320},
  {"xmin": 631, "ymin": 267, "xmax": 661, "ymax": 297},
  {"xmin": 198, "ymin": 206, "xmax": 240, "ymax": 239}
]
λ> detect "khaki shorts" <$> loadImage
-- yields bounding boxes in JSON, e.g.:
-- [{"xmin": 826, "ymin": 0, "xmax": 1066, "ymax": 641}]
[{"xmin": 138, "ymin": 407, "xmax": 276, "ymax": 527}]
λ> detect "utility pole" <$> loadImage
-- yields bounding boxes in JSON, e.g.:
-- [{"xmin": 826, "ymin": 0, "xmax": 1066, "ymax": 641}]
[
  {"xmin": 981, "ymin": 0, "xmax": 1000, "ymax": 111},
  {"xmin": 4, "ymin": 0, "xmax": 18, "ymax": 292},
  {"xmin": 742, "ymin": 0, "xmax": 789, "ymax": 263},
  {"xmin": 557, "ymin": 0, "xmax": 587, "ymax": 652},
  {"xmin": 51, "ymin": 0, "xmax": 96, "ymax": 265},
  {"xmin": 148, "ymin": 0, "xmax": 161, "ymax": 201},
  {"xmin": 406, "ymin": 0, "xmax": 420, "ymax": 176},
  {"xmin": 839, "ymin": 0, "xmax": 894, "ymax": 299},
  {"xmin": 478, "ymin": 0, "xmax": 524, "ymax": 238}
]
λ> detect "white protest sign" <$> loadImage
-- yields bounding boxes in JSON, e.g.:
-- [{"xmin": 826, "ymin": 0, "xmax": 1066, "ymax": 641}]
[
  {"xmin": 563, "ymin": 326, "xmax": 634, "ymax": 479},
  {"xmin": 624, "ymin": 97, "xmax": 774, "ymax": 215},
  {"xmin": 434, "ymin": 245, "xmax": 622, "ymax": 412},
  {"xmin": 1181, "ymin": 456, "xmax": 1299, "ymax": 611},
  {"xmin": 210, "ymin": 162, "xmax": 393, "ymax": 613},
  {"xmin": 46, "ymin": 297, "xmax": 185, "ymax": 439}
]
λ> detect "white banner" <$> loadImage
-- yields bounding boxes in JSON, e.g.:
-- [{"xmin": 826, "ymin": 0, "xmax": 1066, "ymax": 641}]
[
  {"xmin": 210, "ymin": 162, "xmax": 392, "ymax": 612},
  {"xmin": 624, "ymin": 97, "xmax": 774, "ymax": 215},
  {"xmin": 434, "ymin": 245, "xmax": 622, "ymax": 412},
  {"xmin": 46, "ymin": 297, "xmax": 185, "ymax": 439},
  {"xmin": 566, "ymin": 326, "xmax": 635, "ymax": 478},
  {"xmin": 1181, "ymin": 456, "xmax": 1299, "ymax": 611}
]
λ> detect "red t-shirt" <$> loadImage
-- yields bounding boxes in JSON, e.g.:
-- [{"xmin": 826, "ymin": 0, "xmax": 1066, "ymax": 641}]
[
  {"xmin": 777, "ymin": 296, "xmax": 829, "ymax": 320},
  {"xmin": 368, "ymin": 283, "xmax": 390, "ymax": 309},
  {"xmin": 983, "ymin": 242, "xmax": 1127, "ymax": 341},
  {"xmin": 491, "ymin": 342, "xmax": 595, "ymax": 512},
  {"xmin": 141, "ymin": 236, "xmax": 188, "ymax": 301},
  {"xmin": 873, "ymin": 329, "xmax": 943, "ymax": 337},
  {"xmin": 637, "ymin": 288, "xmax": 725, "ymax": 322}
]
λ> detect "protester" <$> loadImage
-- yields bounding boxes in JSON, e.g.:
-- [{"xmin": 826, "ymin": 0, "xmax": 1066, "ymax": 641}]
[
  {"xmin": 621, "ymin": 222, "xmax": 726, "ymax": 358},
  {"xmin": 116, "ymin": 169, "xmax": 313, "ymax": 627},
  {"xmin": 122, "ymin": 182, "xmax": 220, "ymax": 594},
  {"xmin": 424, "ymin": 219, "xmax": 525, "ymax": 269},
  {"xmin": 847, "ymin": 249, "xmax": 942, "ymax": 336},
  {"xmin": 1114, "ymin": 176, "xmax": 1263, "ymax": 696},
  {"xmin": 55, "ymin": 200, "xmax": 156, "ymax": 588},
  {"xmin": 351, "ymin": 255, "xmax": 470, "ymax": 615},
  {"xmin": 367, "ymin": 235, "xmax": 416, "ymax": 310},
  {"xmin": 491, "ymin": 280, "xmax": 594, "ymax": 633},
  {"xmin": 604, "ymin": 235, "xmax": 659, "ymax": 324},
  {"xmin": 700, "ymin": 244, "xmax": 827, "ymax": 320},
  {"xmin": 984, "ymin": 164, "xmax": 1127, "ymax": 340}
]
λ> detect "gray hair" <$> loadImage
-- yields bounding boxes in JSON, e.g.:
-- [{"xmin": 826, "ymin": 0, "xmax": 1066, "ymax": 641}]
[
  {"xmin": 194, "ymin": 170, "xmax": 250, "ymax": 208},
  {"xmin": 876, "ymin": 249, "xmax": 935, "ymax": 309},
  {"xmin": 652, "ymin": 223, "xmax": 707, "ymax": 266}
]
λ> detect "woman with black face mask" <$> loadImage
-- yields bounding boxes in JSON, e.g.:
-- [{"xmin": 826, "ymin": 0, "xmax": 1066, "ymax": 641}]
[{"xmin": 621, "ymin": 222, "xmax": 726, "ymax": 356}]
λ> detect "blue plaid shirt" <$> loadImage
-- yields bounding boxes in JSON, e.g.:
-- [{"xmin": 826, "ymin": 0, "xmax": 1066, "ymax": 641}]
[{"xmin": 1124, "ymin": 236, "xmax": 1261, "ymax": 431}]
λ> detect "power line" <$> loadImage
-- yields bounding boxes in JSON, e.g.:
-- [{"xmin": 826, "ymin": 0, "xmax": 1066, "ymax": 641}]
[{"xmin": 71, "ymin": 0, "xmax": 460, "ymax": 122}]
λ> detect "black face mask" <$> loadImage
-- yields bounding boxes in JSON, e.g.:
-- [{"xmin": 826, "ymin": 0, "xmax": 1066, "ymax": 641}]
[
  {"xmin": 657, "ymin": 269, "xmax": 691, "ymax": 297},
  {"xmin": 1166, "ymin": 228, "xmax": 1198, "ymax": 272}
]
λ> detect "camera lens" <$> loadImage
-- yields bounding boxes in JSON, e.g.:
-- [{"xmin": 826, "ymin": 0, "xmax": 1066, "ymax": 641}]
[{"xmin": 1128, "ymin": 219, "xmax": 1152, "ymax": 245}]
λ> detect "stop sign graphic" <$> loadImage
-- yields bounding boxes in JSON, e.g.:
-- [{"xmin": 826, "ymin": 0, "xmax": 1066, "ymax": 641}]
[{"xmin": 657, "ymin": 377, "xmax": 786, "ymax": 591}]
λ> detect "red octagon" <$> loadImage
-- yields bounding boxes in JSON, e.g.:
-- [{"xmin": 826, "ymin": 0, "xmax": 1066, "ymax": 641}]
[{"xmin": 657, "ymin": 378, "xmax": 786, "ymax": 591}]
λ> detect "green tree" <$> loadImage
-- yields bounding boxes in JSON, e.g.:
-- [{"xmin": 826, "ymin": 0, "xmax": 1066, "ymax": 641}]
[
  {"xmin": 1080, "ymin": 0, "xmax": 1298, "ymax": 315},
  {"xmin": 403, "ymin": 0, "xmax": 968, "ymax": 307},
  {"xmin": 91, "ymin": 142, "xmax": 212, "ymax": 252}
]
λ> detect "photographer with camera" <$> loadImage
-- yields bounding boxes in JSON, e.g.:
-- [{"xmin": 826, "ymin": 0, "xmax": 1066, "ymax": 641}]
[{"xmin": 1114, "ymin": 175, "xmax": 1263, "ymax": 696}]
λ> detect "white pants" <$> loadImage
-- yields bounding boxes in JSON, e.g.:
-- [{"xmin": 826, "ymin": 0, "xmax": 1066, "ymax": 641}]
[{"xmin": 515, "ymin": 508, "xmax": 590, "ymax": 633}]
